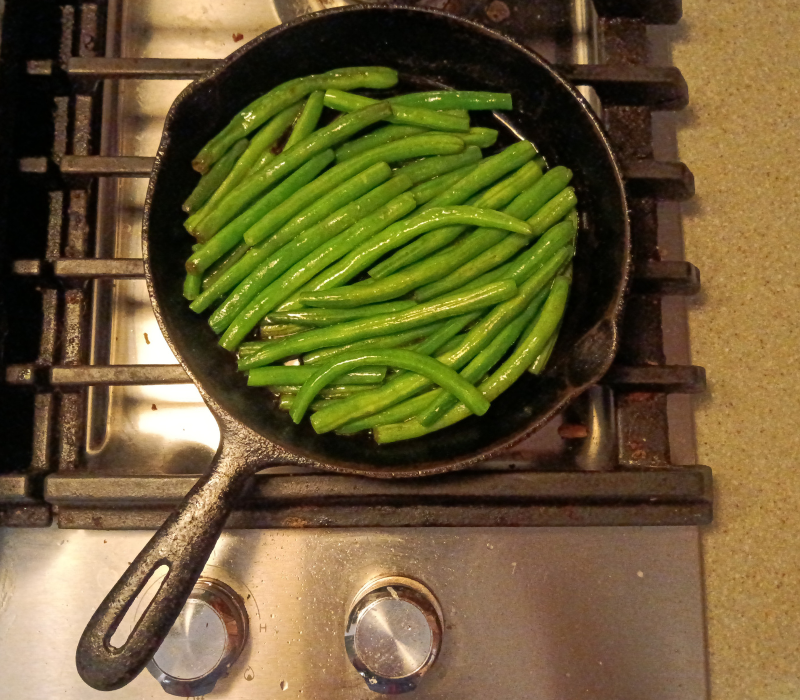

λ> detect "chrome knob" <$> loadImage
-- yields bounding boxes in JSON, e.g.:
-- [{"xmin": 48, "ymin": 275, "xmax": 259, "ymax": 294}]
[
  {"xmin": 147, "ymin": 578, "xmax": 248, "ymax": 696},
  {"xmin": 345, "ymin": 576, "xmax": 443, "ymax": 694}
]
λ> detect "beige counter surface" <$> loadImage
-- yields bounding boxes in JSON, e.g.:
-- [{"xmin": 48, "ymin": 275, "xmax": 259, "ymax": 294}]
[{"xmin": 672, "ymin": 1, "xmax": 800, "ymax": 697}]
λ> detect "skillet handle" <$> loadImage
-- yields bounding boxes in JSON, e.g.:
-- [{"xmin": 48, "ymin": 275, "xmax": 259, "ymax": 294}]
[{"xmin": 75, "ymin": 439, "xmax": 253, "ymax": 691}]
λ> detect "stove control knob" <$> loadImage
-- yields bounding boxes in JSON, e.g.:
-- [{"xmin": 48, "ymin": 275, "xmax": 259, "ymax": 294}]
[
  {"xmin": 147, "ymin": 578, "xmax": 248, "ymax": 697},
  {"xmin": 345, "ymin": 576, "xmax": 443, "ymax": 694}
]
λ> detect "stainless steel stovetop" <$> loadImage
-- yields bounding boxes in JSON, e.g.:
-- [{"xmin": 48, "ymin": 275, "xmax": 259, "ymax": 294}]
[{"xmin": 0, "ymin": 0, "xmax": 708, "ymax": 697}]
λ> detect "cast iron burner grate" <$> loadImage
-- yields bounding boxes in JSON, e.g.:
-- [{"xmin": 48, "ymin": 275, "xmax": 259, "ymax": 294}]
[{"xmin": 0, "ymin": 0, "xmax": 710, "ymax": 528}]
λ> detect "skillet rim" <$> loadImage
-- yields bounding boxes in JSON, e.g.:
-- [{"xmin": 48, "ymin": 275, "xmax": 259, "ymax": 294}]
[{"xmin": 141, "ymin": 4, "xmax": 631, "ymax": 478}]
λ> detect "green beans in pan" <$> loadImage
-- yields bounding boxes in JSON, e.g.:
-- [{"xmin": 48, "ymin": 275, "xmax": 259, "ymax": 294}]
[
  {"xmin": 301, "ymin": 322, "xmax": 445, "ymax": 365},
  {"xmin": 192, "ymin": 67, "xmax": 398, "ymax": 173},
  {"xmin": 186, "ymin": 150, "xmax": 335, "ymax": 275},
  {"xmin": 393, "ymin": 146, "xmax": 483, "ymax": 185},
  {"xmin": 308, "ymin": 246, "xmax": 571, "ymax": 434},
  {"xmin": 295, "ymin": 204, "xmax": 531, "ymax": 310},
  {"xmin": 323, "ymin": 89, "xmax": 470, "ymax": 133},
  {"xmin": 459, "ymin": 127, "xmax": 498, "ymax": 149},
  {"xmin": 417, "ymin": 287, "xmax": 550, "ymax": 427},
  {"xmin": 267, "ymin": 300, "xmax": 417, "ymax": 327},
  {"xmin": 288, "ymin": 202, "xmax": 517, "ymax": 307},
  {"xmin": 247, "ymin": 365, "xmax": 386, "ymax": 387},
  {"xmin": 190, "ymin": 161, "xmax": 393, "ymax": 313},
  {"xmin": 272, "ymin": 384, "xmax": 377, "ymax": 398},
  {"xmin": 215, "ymin": 175, "xmax": 411, "ymax": 347},
  {"xmin": 414, "ymin": 166, "xmax": 573, "ymax": 300},
  {"xmin": 251, "ymin": 192, "xmax": 417, "ymax": 319},
  {"xmin": 259, "ymin": 323, "xmax": 305, "ymax": 340},
  {"xmin": 528, "ymin": 322, "xmax": 561, "ymax": 375},
  {"xmin": 335, "ymin": 125, "xmax": 429, "ymax": 162},
  {"xmin": 183, "ymin": 138, "xmax": 248, "ymax": 217},
  {"xmin": 409, "ymin": 164, "xmax": 480, "ymax": 205},
  {"xmin": 391, "ymin": 90, "xmax": 513, "ymax": 111},
  {"xmin": 186, "ymin": 102, "xmax": 304, "ymax": 231},
  {"xmin": 369, "ymin": 141, "xmax": 537, "ymax": 278},
  {"xmin": 238, "ymin": 280, "xmax": 517, "ymax": 370},
  {"xmin": 193, "ymin": 102, "xmax": 393, "ymax": 240},
  {"xmin": 336, "ymin": 389, "xmax": 441, "ymax": 435},
  {"xmin": 290, "ymin": 349, "xmax": 490, "ymax": 424},
  {"xmin": 528, "ymin": 187, "xmax": 578, "ymax": 237},
  {"xmin": 183, "ymin": 271, "xmax": 202, "ymax": 301},
  {"xmin": 284, "ymin": 90, "xmax": 325, "ymax": 150},
  {"xmin": 242, "ymin": 134, "xmax": 467, "ymax": 248},
  {"xmin": 298, "ymin": 207, "xmax": 534, "ymax": 309},
  {"xmin": 374, "ymin": 276, "xmax": 571, "ymax": 443},
  {"xmin": 303, "ymin": 164, "xmax": 544, "ymax": 308}
]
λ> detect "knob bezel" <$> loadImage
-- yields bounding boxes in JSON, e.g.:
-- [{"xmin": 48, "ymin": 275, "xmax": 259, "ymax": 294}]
[
  {"xmin": 146, "ymin": 577, "xmax": 248, "ymax": 697},
  {"xmin": 345, "ymin": 576, "xmax": 443, "ymax": 694}
]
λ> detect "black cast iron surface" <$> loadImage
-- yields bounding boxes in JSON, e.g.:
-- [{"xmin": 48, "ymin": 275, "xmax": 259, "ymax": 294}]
[
  {"xmin": 76, "ymin": 5, "xmax": 630, "ymax": 690},
  {"xmin": 145, "ymin": 7, "xmax": 630, "ymax": 475}
]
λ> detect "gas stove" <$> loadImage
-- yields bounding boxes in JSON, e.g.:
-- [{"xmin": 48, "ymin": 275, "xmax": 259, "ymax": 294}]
[{"xmin": 0, "ymin": 0, "xmax": 710, "ymax": 698}]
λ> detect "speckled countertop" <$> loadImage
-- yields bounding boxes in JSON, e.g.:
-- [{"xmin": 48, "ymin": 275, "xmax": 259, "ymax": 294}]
[{"xmin": 672, "ymin": 1, "xmax": 800, "ymax": 697}]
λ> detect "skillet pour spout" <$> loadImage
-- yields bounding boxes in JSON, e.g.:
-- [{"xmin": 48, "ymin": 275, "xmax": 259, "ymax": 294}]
[{"xmin": 75, "ymin": 5, "xmax": 629, "ymax": 691}]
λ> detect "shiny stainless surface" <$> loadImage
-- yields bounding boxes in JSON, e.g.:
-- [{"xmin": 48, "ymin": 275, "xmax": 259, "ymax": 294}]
[
  {"xmin": 345, "ymin": 576, "xmax": 443, "ymax": 693},
  {"xmin": 146, "ymin": 578, "xmax": 249, "ymax": 696},
  {"xmin": 0, "ymin": 526, "xmax": 707, "ymax": 699}
]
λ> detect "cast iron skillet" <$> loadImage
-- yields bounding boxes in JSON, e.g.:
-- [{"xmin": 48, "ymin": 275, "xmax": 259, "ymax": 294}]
[{"xmin": 76, "ymin": 5, "xmax": 630, "ymax": 691}]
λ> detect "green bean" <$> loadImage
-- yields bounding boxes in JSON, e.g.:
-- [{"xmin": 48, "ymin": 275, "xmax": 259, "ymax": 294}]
[
  {"xmin": 459, "ymin": 127, "xmax": 498, "ymax": 148},
  {"xmin": 186, "ymin": 151, "xmax": 334, "ymax": 274},
  {"xmin": 409, "ymin": 164, "xmax": 479, "ymax": 205},
  {"xmin": 238, "ymin": 341, "xmax": 269, "ymax": 357},
  {"xmin": 305, "ymin": 164, "xmax": 544, "ymax": 308},
  {"xmin": 242, "ymin": 134, "xmax": 465, "ymax": 248},
  {"xmin": 279, "ymin": 396, "xmax": 330, "ymax": 412},
  {"xmin": 259, "ymin": 323, "xmax": 305, "ymax": 340},
  {"xmin": 393, "ymin": 146, "xmax": 482, "ymax": 185},
  {"xmin": 374, "ymin": 276, "xmax": 571, "ymax": 443},
  {"xmin": 457, "ymin": 261, "xmax": 514, "ymax": 292},
  {"xmin": 324, "ymin": 89, "xmax": 469, "ymax": 132},
  {"xmin": 238, "ymin": 280, "xmax": 517, "ymax": 370},
  {"xmin": 505, "ymin": 222, "xmax": 576, "ymax": 285},
  {"xmin": 183, "ymin": 271, "xmax": 202, "ymax": 300},
  {"xmin": 411, "ymin": 312, "xmax": 480, "ymax": 357},
  {"xmin": 284, "ymin": 91, "xmax": 325, "ymax": 150},
  {"xmin": 413, "ymin": 167, "xmax": 573, "ymax": 300},
  {"xmin": 275, "ymin": 384, "xmax": 376, "ymax": 398},
  {"xmin": 391, "ymin": 90, "xmax": 513, "ymax": 111},
  {"xmin": 193, "ymin": 67, "xmax": 398, "ymax": 173},
  {"xmin": 337, "ymin": 390, "xmax": 441, "ymax": 435},
  {"xmin": 215, "ymin": 173, "xmax": 408, "ymax": 345},
  {"xmin": 267, "ymin": 300, "xmax": 417, "ymax": 326},
  {"xmin": 299, "ymin": 208, "xmax": 534, "ymax": 309},
  {"xmin": 335, "ymin": 125, "xmax": 427, "ymax": 162},
  {"xmin": 528, "ymin": 187, "xmax": 578, "ymax": 236},
  {"xmin": 308, "ymin": 246, "xmax": 571, "ymax": 434},
  {"xmin": 301, "ymin": 322, "xmax": 445, "ymax": 365},
  {"xmin": 202, "ymin": 240, "xmax": 249, "ymax": 289},
  {"xmin": 528, "ymin": 322, "xmax": 560, "ymax": 374},
  {"xmin": 183, "ymin": 138, "xmax": 248, "ymax": 215},
  {"xmin": 369, "ymin": 141, "xmax": 537, "ymax": 278},
  {"xmin": 194, "ymin": 102, "xmax": 393, "ymax": 240},
  {"xmin": 533, "ymin": 155, "xmax": 547, "ymax": 171},
  {"xmin": 248, "ymin": 365, "xmax": 386, "ymax": 387},
  {"xmin": 186, "ymin": 103, "xmax": 304, "ymax": 231},
  {"xmin": 192, "ymin": 161, "xmax": 392, "ymax": 313},
  {"xmin": 418, "ymin": 287, "xmax": 549, "ymax": 426},
  {"xmin": 294, "ymin": 349, "xmax": 489, "ymax": 424}
]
